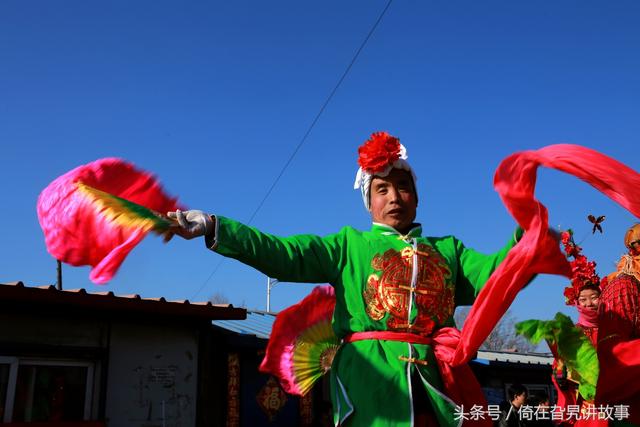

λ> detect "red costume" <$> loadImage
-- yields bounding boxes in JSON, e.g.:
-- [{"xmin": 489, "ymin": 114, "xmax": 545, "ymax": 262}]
[
  {"xmin": 596, "ymin": 224, "xmax": 640, "ymax": 425},
  {"xmin": 550, "ymin": 231, "xmax": 605, "ymax": 427}
]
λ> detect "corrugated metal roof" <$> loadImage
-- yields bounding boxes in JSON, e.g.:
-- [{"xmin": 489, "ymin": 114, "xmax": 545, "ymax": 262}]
[
  {"xmin": 476, "ymin": 350, "xmax": 553, "ymax": 366},
  {"xmin": 0, "ymin": 281, "xmax": 246, "ymax": 321},
  {"xmin": 212, "ymin": 311, "xmax": 554, "ymax": 365},
  {"xmin": 212, "ymin": 310, "xmax": 275, "ymax": 339}
]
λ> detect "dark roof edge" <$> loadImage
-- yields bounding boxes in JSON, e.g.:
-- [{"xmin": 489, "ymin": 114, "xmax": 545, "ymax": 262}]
[{"xmin": 0, "ymin": 282, "xmax": 246, "ymax": 321}]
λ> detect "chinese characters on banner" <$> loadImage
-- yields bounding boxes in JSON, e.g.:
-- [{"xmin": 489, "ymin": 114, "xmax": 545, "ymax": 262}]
[
  {"xmin": 300, "ymin": 391, "xmax": 314, "ymax": 426},
  {"xmin": 227, "ymin": 353, "xmax": 240, "ymax": 427},
  {"xmin": 256, "ymin": 376, "xmax": 288, "ymax": 421}
]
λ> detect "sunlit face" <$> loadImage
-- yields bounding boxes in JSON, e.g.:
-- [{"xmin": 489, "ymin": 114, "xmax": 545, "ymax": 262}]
[
  {"xmin": 369, "ymin": 169, "xmax": 417, "ymax": 234},
  {"xmin": 578, "ymin": 288, "xmax": 600, "ymax": 310}
]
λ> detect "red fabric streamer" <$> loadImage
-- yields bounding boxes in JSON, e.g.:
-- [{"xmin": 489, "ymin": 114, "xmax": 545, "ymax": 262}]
[
  {"xmin": 452, "ymin": 144, "xmax": 640, "ymax": 366},
  {"xmin": 431, "ymin": 327, "xmax": 492, "ymax": 427}
]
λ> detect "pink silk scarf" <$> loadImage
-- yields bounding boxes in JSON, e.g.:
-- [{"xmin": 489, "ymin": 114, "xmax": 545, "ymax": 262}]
[{"xmin": 576, "ymin": 304, "xmax": 599, "ymax": 329}]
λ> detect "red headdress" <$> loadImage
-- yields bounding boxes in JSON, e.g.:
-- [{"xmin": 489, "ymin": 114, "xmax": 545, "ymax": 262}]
[
  {"xmin": 353, "ymin": 131, "xmax": 417, "ymax": 210},
  {"xmin": 561, "ymin": 230, "xmax": 601, "ymax": 305},
  {"xmin": 357, "ymin": 132, "xmax": 402, "ymax": 174}
]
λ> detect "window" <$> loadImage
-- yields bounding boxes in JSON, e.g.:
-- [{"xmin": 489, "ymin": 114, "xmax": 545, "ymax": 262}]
[
  {"xmin": 0, "ymin": 357, "xmax": 94, "ymax": 423},
  {"xmin": 0, "ymin": 363, "xmax": 6, "ymax": 420},
  {"xmin": 525, "ymin": 384, "xmax": 552, "ymax": 401},
  {"xmin": 1, "ymin": 357, "xmax": 18, "ymax": 423}
]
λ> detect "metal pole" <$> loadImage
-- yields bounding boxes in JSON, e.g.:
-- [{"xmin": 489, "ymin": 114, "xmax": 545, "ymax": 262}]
[
  {"xmin": 56, "ymin": 260, "xmax": 62, "ymax": 290},
  {"xmin": 266, "ymin": 277, "xmax": 279, "ymax": 312},
  {"xmin": 266, "ymin": 276, "xmax": 271, "ymax": 312}
]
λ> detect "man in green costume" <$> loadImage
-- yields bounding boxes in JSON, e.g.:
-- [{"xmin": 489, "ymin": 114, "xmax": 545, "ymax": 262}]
[{"xmin": 168, "ymin": 131, "xmax": 521, "ymax": 426}]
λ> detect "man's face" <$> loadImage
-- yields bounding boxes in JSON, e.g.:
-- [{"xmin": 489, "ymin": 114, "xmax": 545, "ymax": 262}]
[
  {"xmin": 369, "ymin": 168, "xmax": 417, "ymax": 233},
  {"xmin": 513, "ymin": 392, "xmax": 527, "ymax": 408}
]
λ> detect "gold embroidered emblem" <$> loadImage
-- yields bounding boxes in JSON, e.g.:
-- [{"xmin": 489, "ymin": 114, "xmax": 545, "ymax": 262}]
[
  {"xmin": 364, "ymin": 274, "xmax": 385, "ymax": 320},
  {"xmin": 363, "ymin": 244, "xmax": 454, "ymax": 335}
]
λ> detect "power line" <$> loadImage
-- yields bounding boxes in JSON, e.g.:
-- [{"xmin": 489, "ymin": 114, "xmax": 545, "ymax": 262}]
[{"xmin": 191, "ymin": 0, "xmax": 394, "ymax": 300}]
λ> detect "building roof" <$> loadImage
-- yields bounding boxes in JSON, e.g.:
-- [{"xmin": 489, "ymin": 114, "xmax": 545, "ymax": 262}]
[
  {"xmin": 212, "ymin": 310, "xmax": 275, "ymax": 339},
  {"xmin": 0, "ymin": 281, "xmax": 246, "ymax": 321},
  {"xmin": 475, "ymin": 350, "xmax": 553, "ymax": 366},
  {"xmin": 212, "ymin": 310, "xmax": 554, "ymax": 365}
]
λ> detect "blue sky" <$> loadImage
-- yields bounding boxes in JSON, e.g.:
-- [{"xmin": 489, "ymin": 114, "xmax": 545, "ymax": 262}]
[{"xmin": 1, "ymin": 1, "xmax": 639, "ymax": 327}]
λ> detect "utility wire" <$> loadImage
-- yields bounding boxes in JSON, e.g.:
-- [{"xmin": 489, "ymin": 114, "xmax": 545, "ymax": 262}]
[{"xmin": 191, "ymin": 0, "xmax": 394, "ymax": 300}]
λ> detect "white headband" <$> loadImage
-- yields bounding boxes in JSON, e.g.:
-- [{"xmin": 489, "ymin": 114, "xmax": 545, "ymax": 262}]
[{"xmin": 353, "ymin": 144, "xmax": 417, "ymax": 210}]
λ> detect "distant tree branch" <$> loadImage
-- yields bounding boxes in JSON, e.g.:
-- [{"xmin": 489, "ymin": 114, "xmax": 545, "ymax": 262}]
[
  {"xmin": 454, "ymin": 306, "xmax": 537, "ymax": 352},
  {"xmin": 209, "ymin": 291, "xmax": 230, "ymax": 305}
]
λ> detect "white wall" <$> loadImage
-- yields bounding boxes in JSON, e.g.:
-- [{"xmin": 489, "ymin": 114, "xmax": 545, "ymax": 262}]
[{"xmin": 105, "ymin": 322, "xmax": 199, "ymax": 427}]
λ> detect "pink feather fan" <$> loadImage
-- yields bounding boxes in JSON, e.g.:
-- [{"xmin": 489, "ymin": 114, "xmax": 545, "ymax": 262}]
[
  {"xmin": 260, "ymin": 285, "xmax": 340, "ymax": 396},
  {"xmin": 37, "ymin": 158, "xmax": 182, "ymax": 284}
]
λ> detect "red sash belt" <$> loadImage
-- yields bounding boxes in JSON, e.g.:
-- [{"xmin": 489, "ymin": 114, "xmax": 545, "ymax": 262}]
[
  {"xmin": 343, "ymin": 331, "xmax": 432, "ymax": 345},
  {"xmin": 344, "ymin": 327, "xmax": 492, "ymax": 427}
]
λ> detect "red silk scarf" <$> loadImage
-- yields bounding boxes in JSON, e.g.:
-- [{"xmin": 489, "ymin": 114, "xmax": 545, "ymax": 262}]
[{"xmin": 453, "ymin": 144, "xmax": 640, "ymax": 366}]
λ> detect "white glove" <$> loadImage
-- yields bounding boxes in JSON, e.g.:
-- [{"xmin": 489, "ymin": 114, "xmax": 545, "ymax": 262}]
[{"xmin": 166, "ymin": 210, "xmax": 214, "ymax": 240}]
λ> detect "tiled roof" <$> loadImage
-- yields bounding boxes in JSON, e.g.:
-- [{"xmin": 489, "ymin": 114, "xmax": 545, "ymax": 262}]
[
  {"xmin": 0, "ymin": 281, "xmax": 246, "ymax": 321},
  {"xmin": 212, "ymin": 311, "xmax": 554, "ymax": 365}
]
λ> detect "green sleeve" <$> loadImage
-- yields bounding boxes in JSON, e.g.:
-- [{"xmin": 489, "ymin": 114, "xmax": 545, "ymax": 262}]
[
  {"xmin": 455, "ymin": 227, "xmax": 523, "ymax": 306},
  {"xmin": 208, "ymin": 216, "xmax": 346, "ymax": 284}
]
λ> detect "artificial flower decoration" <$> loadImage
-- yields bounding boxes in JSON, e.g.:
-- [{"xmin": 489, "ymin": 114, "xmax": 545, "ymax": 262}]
[
  {"xmin": 561, "ymin": 230, "xmax": 600, "ymax": 305},
  {"xmin": 37, "ymin": 158, "xmax": 182, "ymax": 284},
  {"xmin": 563, "ymin": 286, "xmax": 576, "ymax": 304},
  {"xmin": 357, "ymin": 131, "xmax": 402, "ymax": 174}
]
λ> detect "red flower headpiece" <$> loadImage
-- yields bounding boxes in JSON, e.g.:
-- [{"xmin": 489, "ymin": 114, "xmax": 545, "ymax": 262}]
[
  {"xmin": 561, "ymin": 230, "xmax": 601, "ymax": 305},
  {"xmin": 357, "ymin": 132, "xmax": 402, "ymax": 174}
]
